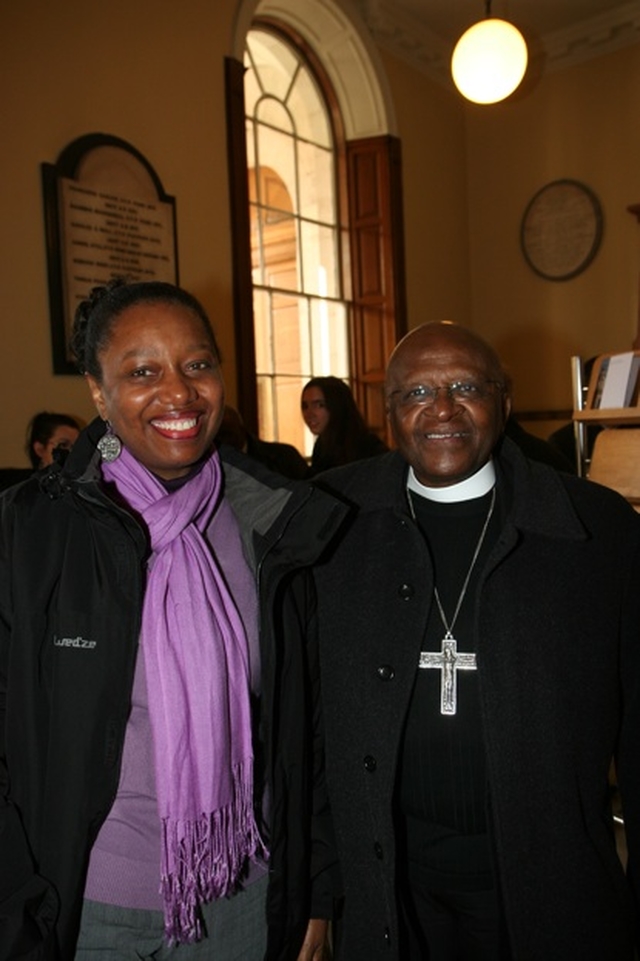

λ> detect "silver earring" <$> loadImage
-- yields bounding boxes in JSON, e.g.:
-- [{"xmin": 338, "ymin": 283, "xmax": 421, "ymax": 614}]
[{"xmin": 97, "ymin": 423, "xmax": 122, "ymax": 462}]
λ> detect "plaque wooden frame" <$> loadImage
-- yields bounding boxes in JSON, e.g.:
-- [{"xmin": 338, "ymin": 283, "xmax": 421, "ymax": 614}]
[{"xmin": 42, "ymin": 133, "xmax": 179, "ymax": 374}]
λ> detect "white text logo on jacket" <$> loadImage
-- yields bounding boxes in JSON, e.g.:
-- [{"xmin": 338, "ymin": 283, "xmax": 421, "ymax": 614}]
[{"xmin": 53, "ymin": 635, "xmax": 97, "ymax": 650}]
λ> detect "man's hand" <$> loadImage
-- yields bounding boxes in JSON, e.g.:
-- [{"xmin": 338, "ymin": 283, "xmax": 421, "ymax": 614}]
[{"xmin": 296, "ymin": 917, "xmax": 331, "ymax": 961}]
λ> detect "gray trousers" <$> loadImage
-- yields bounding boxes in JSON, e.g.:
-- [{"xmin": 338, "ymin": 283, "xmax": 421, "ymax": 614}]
[{"xmin": 75, "ymin": 875, "xmax": 268, "ymax": 960}]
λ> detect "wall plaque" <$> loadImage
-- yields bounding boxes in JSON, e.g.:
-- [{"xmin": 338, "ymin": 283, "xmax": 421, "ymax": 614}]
[
  {"xmin": 520, "ymin": 179, "xmax": 603, "ymax": 282},
  {"xmin": 42, "ymin": 133, "xmax": 179, "ymax": 374}
]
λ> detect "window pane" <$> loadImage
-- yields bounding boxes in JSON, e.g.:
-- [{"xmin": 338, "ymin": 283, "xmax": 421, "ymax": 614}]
[
  {"xmin": 274, "ymin": 374, "xmax": 308, "ymax": 452},
  {"xmin": 309, "ymin": 298, "xmax": 349, "ymax": 377},
  {"xmin": 287, "ymin": 66, "xmax": 332, "ymax": 147},
  {"xmin": 300, "ymin": 220, "xmax": 340, "ymax": 297},
  {"xmin": 257, "ymin": 373, "xmax": 310, "ymax": 454},
  {"xmin": 249, "ymin": 203, "xmax": 263, "ymax": 285},
  {"xmin": 253, "ymin": 288, "xmax": 273, "ymax": 373},
  {"xmin": 272, "ymin": 293, "xmax": 305, "ymax": 374},
  {"xmin": 256, "ymin": 97, "xmax": 293, "ymax": 135},
  {"xmin": 252, "ymin": 206, "xmax": 299, "ymax": 292},
  {"xmin": 243, "ymin": 58, "xmax": 262, "ymax": 115},
  {"xmin": 256, "ymin": 124, "xmax": 298, "ymax": 213},
  {"xmin": 298, "ymin": 141, "xmax": 335, "ymax": 225},
  {"xmin": 247, "ymin": 30, "xmax": 297, "ymax": 102},
  {"xmin": 256, "ymin": 374, "xmax": 276, "ymax": 440},
  {"xmin": 253, "ymin": 165, "xmax": 293, "ymax": 216},
  {"xmin": 245, "ymin": 120, "xmax": 256, "ymax": 173},
  {"xmin": 298, "ymin": 296, "xmax": 313, "ymax": 375}
]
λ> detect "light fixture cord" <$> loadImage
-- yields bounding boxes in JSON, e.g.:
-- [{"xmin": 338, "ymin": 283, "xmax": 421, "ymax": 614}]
[{"xmin": 485, "ymin": 0, "xmax": 492, "ymax": 17}]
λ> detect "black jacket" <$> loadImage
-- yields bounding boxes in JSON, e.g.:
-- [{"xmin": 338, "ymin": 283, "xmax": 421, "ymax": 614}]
[
  {"xmin": 0, "ymin": 418, "xmax": 349, "ymax": 961},
  {"xmin": 312, "ymin": 439, "xmax": 640, "ymax": 960}
]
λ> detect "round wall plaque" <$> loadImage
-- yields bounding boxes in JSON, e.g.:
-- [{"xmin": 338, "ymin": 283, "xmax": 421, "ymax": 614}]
[{"xmin": 520, "ymin": 179, "xmax": 603, "ymax": 281}]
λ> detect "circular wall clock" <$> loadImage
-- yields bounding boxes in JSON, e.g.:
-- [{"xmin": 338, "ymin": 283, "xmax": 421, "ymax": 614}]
[{"xmin": 520, "ymin": 179, "xmax": 603, "ymax": 281}]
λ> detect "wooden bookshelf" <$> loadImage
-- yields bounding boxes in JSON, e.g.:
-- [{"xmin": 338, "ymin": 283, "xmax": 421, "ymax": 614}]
[
  {"xmin": 573, "ymin": 351, "xmax": 640, "ymax": 426},
  {"xmin": 572, "ymin": 351, "xmax": 640, "ymax": 509},
  {"xmin": 574, "ymin": 407, "xmax": 640, "ymax": 425}
]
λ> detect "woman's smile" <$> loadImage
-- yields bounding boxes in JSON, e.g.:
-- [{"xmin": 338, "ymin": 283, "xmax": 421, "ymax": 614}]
[
  {"xmin": 150, "ymin": 414, "xmax": 202, "ymax": 437},
  {"xmin": 87, "ymin": 302, "xmax": 225, "ymax": 479}
]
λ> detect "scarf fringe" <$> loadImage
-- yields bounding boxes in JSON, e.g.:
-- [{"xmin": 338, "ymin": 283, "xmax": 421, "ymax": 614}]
[{"xmin": 161, "ymin": 761, "xmax": 267, "ymax": 944}]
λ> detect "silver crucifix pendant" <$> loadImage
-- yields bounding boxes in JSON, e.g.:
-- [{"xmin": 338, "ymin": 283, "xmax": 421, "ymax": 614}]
[{"xmin": 418, "ymin": 633, "xmax": 477, "ymax": 715}]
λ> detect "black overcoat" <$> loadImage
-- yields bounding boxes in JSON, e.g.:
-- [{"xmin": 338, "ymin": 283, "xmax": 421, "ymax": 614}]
[
  {"xmin": 0, "ymin": 419, "xmax": 348, "ymax": 960},
  {"xmin": 312, "ymin": 439, "xmax": 640, "ymax": 960}
]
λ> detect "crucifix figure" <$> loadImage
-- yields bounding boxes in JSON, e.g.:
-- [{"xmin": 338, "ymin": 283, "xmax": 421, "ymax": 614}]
[{"xmin": 418, "ymin": 633, "xmax": 477, "ymax": 715}]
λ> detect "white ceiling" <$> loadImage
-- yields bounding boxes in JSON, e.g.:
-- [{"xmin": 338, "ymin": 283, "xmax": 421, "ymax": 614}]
[{"xmin": 351, "ymin": 0, "xmax": 640, "ymax": 81}]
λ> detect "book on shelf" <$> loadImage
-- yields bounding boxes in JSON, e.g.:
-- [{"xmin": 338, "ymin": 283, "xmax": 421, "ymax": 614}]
[
  {"xmin": 591, "ymin": 357, "xmax": 609, "ymax": 408},
  {"xmin": 595, "ymin": 352, "xmax": 640, "ymax": 409}
]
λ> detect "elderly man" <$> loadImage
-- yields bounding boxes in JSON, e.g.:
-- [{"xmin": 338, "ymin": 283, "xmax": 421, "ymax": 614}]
[{"xmin": 311, "ymin": 322, "xmax": 640, "ymax": 960}]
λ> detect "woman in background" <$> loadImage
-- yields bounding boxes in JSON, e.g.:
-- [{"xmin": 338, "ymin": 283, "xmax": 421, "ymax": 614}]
[
  {"xmin": 26, "ymin": 410, "xmax": 80, "ymax": 469},
  {"xmin": 301, "ymin": 375, "xmax": 387, "ymax": 476},
  {"xmin": 0, "ymin": 279, "xmax": 345, "ymax": 960}
]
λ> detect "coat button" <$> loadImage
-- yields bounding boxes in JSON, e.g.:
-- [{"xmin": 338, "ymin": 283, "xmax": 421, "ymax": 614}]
[
  {"xmin": 374, "ymin": 841, "xmax": 383, "ymax": 859},
  {"xmin": 364, "ymin": 755, "xmax": 377, "ymax": 772},
  {"xmin": 398, "ymin": 583, "xmax": 414, "ymax": 600},
  {"xmin": 377, "ymin": 664, "xmax": 395, "ymax": 681}
]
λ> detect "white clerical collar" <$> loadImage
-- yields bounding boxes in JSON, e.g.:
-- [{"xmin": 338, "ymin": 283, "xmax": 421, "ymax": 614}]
[{"xmin": 407, "ymin": 460, "xmax": 496, "ymax": 503}]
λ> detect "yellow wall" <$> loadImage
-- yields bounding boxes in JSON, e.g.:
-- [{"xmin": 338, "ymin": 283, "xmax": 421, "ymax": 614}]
[
  {"xmin": 378, "ymin": 50, "xmax": 470, "ymax": 327},
  {"xmin": 1, "ymin": 0, "xmax": 638, "ymax": 463},
  {"xmin": 465, "ymin": 45, "xmax": 640, "ymax": 425},
  {"xmin": 1, "ymin": 0, "xmax": 238, "ymax": 465},
  {"xmin": 381, "ymin": 42, "xmax": 640, "ymax": 438}
]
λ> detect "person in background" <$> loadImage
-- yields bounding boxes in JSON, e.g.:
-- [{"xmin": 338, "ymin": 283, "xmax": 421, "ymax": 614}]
[
  {"xmin": 0, "ymin": 413, "xmax": 81, "ymax": 492},
  {"xmin": 309, "ymin": 321, "xmax": 640, "ymax": 960},
  {"xmin": 547, "ymin": 419, "xmax": 602, "ymax": 474},
  {"xmin": 301, "ymin": 375, "xmax": 387, "ymax": 476},
  {"xmin": 0, "ymin": 279, "xmax": 347, "ymax": 960},
  {"xmin": 26, "ymin": 411, "xmax": 81, "ymax": 469},
  {"xmin": 547, "ymin": 356, "xmax": 602, "ymax": 473},
  {"xmin": 217, "ymin": 405, "xmax": 308, "ymax": 479},
  {"xmin": 498, "ymin": 374, "xmax": 574, "ymax": 473},
  {"xmin": 504, "ymin": 414, "xmax": 575, "ymax": 472}
]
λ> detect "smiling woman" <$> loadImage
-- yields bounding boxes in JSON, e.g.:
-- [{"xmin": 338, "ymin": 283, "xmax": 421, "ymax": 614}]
[
  {"xmin": 0, "ymin": 278, "xmax": 348, "ymax": 961},
  {"xmin": 70, "ymin": 280, "xmax": 225, "ymax": 480},
  {"xmin": 89, "ymin": 312, "xmax": 222, "ymax": 479}
]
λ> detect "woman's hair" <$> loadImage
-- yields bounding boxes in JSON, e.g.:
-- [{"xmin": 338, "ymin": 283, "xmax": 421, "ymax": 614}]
[
  {"xmin": 303, "ymin": 375, "xmax": 385, "ymax": 470},
  {"xmin": 25, "ymin": 411, "xmax": 80, "ymax": 469},
  {"xmin": 69, "ymin": 278, "xmax": 220, "ymax": 380}
]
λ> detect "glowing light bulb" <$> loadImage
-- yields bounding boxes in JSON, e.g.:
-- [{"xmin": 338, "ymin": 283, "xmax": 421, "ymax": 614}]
[{"xmin": 451, "ymin": 18, "xmax": 528, "ymax": 104}]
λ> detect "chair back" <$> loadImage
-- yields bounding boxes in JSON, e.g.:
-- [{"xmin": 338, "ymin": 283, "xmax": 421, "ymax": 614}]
[{"xmin": 588, "ymin": 428, "xmax": 640, "ymax": 509}]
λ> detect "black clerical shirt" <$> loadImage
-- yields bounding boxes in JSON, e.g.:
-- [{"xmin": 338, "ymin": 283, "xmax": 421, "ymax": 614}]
[{"xmin": 397, "ymin": 488, "xmax": 500, "ymax": 893}]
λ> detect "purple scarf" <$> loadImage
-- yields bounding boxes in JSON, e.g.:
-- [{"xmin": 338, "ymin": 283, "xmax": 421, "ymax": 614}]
[{"xmin": 103, "ymin": 446, "xmax": 264, "ymax": 943}]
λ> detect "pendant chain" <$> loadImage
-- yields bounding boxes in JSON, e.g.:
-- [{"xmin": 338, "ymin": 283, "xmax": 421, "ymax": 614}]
[{"xmin": 408, "ymin": 486, "xmax": 496, "ymax": 637}]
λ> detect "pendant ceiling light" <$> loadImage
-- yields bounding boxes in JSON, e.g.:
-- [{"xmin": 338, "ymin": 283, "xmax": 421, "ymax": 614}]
[{"xmin": 451, "ymin": 1, "xmax": 528, "ymax": 104}]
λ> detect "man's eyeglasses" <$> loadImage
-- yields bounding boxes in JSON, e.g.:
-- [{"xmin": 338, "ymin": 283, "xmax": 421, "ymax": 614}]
[{"xmin": 389, "ymin": 380, "xmax": 504, "ymax": 409}]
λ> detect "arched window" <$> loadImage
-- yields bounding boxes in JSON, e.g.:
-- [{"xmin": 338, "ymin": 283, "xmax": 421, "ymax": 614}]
[
  {"xmin": 245, "ymin": 26, "xmax": 349, "ymax": 455},
  {"xmin": 226, "ymin": 0, "xmax": 406, "ymax": 451}
]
